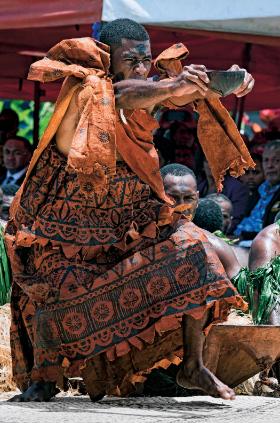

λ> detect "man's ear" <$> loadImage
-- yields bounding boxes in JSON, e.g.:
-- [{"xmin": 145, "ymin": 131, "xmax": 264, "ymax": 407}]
[{"xmin": 195, "ymin": 191, "xmax": 199, "ymax": 208}]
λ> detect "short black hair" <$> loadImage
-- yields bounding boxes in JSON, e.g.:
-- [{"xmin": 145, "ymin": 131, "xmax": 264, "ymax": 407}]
[
  {"xmin": 160, "ymin": 163, "xmax": 196, "ymax": 181},
  {"xmin": 4, "ymin": 135, "xmax": 34, "ymax": 154},
  {"xmin": 100, "ymin": 18, "xmax": 149, "ymax": 48},
  {"xmin": 193, "ymin": 198, "xmax": 223, "ymax": 232},
  {"xmin": 264, "ymin": 139, "xmax": 280, "ymax": 152},
  {"xmin": 206, "ymin": 193, "xmax": 232, "ymax": 207}
]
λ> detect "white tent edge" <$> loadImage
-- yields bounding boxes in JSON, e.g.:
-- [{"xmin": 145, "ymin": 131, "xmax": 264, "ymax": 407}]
[{"xmin": 102, "ymin": 0, "xmax": 280, "ymax": 37}]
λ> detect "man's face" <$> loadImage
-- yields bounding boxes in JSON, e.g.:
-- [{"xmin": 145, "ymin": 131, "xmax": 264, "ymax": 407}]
[
  {"xmin": 240, "ymin": 159, "xmax": 264, "ymax": 190},
  {"xmin": 262, "ymin": 148, "xmax": 280, "ymax": 186},
  {"xmin": 173, "ymin": 125, "xmax": 195, "ymax": 148},
  {"xmin": 111, "ymin": 39, "xmax": 152, "ymax": 81},
  {"xmin": 219, "ymin": 200, "xmax": 233, "ymax": 234},
  {"xmin": 163, "ymin": 174, "xmax": 199, "ymax": 219},
  {"xmin": 3, "ymin": 139, "xmax": 31, "ymax": 172}
]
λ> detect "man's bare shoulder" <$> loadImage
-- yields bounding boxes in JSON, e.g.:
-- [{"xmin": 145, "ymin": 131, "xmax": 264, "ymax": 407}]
[
  {"xmin": 249, "ymin": 223, "xmax": 280, "ymax": 269},
  {"xmin": 252, "ymin": 223, "xmax": 280, "ymax": 246},
  {"xmin": 204, "ymin": 230, "xmax": 229, "ymax": 250},
  {"xmin": 56, "ymin": 87, "xmax": 82, "ymax": 156}
]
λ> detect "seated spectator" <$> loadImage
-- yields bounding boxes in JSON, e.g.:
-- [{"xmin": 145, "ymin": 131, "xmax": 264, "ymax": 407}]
[
  {"xmin": 0, "ymin": 109, "xmax": 20, "ymax": 179},
  {"xmin": 197, "ymin": 195, "xmax": 249, "ymax": 267},
  {"xmin": 161, "ymin": 164, "xmax": 241, "ymax": 279},
  {"xmin": 161, "ymin": 163, "xmax": 198, "ymax": 221},
  {"xmin": 245, "ymin": 221, "xmax": 280, "ymax": 325},
  {"xmin": 170, "ymin": 120, "xmax": 199, "ymax": 171},
  {"xmin": 0, "ymin": 136, "xmax": 33, "ymax": 196},
  {"xmin": 154, "ymin": 110, "xmax": 202, "ymax": 172},
  {"xmin": 206, "ymin": 194, "xmax": 233, "ymax": 235},
  {"xmin": 193, "ymin": 198, "xmax": 223, "ymax": 233},
  {"xmin": 239, "ymin": 153, "xmax": 264, "ymax": 217},
  {"xmin": 198, "ymin": 158, "xmax": 249, "ymax": 233},
  {"xmin": 235, "ymin": 140, "xmax": 280, "ymax": 240}
]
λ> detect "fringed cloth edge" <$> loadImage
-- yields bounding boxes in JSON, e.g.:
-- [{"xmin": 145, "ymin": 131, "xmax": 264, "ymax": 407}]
[{"xmin": 23, "ymin": 292, "xmax": 247, "ymax": 397}]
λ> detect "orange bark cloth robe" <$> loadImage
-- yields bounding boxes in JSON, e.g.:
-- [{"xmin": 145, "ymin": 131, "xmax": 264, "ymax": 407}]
[{"xmin": 5, "ymin": 38, "xmax": 248, "ymax": 398}]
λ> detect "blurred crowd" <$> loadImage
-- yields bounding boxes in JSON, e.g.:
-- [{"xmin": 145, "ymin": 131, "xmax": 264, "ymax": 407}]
[{"xmin": 154, "ymin": 107, "xmax": 280, "ymax": 246}]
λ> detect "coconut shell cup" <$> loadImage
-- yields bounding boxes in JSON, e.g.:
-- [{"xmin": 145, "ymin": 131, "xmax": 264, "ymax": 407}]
[{"xmin": 206, "ymin": 70, "xmax": 245, "ymax": 97}]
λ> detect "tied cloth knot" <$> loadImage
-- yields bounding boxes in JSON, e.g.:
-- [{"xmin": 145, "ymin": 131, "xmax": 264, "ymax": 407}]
[{"xmin": 28, "ymin": 37, "xmax": 116, "ymax": 197}]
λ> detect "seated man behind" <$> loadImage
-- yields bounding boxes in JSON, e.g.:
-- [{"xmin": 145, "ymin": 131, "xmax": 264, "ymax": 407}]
[
  {"xmin": 198, "ymin": 158, "xmax": 249, "ymax": 233},
  {"xmin": 248, "ymin": 219, "xmax": 280, "ymax": 325},
  {"xmin": 0, "ymin": 136, "xmax": 33, "ymax": 192},
  {"xmin": 239, "ymin": 153, "xmax": 264, "ymax": 217},
  {"xmin": 193, "ymin": 198, "xmax": 224, "ymax": 233},
  {"xmin": 206, "ymin": 193, "xmax": 233, "ymax": 235},
  {"xmin": 0, "ymin": 109, "xmax": 20, "ymax": 178},
  {"xmin": 235, "ymin": 140, "xmax": 280, "ymax": 240},
  {"xmin": 247, "ymin": 211, "xmax": 280, "ymax": 385},
  {"xmin": 161, "ymin": 163, "xmax": 241, "ymax": 280},
  {"xmin": 205, "ymin": 193, "xmax": 249, "ymax": 267}
]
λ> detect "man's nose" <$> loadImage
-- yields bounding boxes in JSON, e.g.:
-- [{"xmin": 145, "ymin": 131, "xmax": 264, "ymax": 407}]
[
  {"xmin": 177, "ymin": 197, "xmax": 185, "ymax": 205},
  {"xmin": 266, "ymin": 159, "xmax": 274, "ymax": 168},
  {"xmin": 134, "ymin": 61, "xmax": 146, "ymax": 75}
]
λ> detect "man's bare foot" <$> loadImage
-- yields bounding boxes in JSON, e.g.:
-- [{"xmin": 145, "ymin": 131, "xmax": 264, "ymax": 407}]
[
  {"xmin": 8, "ymin": 381, "xmax": 57, "ymax": 402},
  {"xmin": 176, "ymin": 364, "xmax": 236, "ymax": 400}
]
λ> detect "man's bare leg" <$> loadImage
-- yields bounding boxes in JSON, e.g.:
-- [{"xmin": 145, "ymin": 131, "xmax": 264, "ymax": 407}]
[
  {"xmin": 176, "ymin": 312, "xmax": 236, "ymax": 400},
  {"xmin": 8, "ymin": 381, "xmax": 57, "ymax": 402}
]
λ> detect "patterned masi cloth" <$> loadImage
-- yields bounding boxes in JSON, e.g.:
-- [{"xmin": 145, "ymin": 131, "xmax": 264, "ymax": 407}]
[{"xmin": 5, "ymin": 140, "xmax": 246, "ymax": 397}]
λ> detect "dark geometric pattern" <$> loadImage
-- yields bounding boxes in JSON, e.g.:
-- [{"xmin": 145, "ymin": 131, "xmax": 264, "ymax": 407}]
[{"xmin": 8, "ymin": 142, "xmax": 243, "ymax": 390}]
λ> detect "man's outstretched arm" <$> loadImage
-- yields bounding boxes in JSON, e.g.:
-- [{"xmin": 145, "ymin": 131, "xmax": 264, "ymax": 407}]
[
  {"xmin": 114, "ymin": 65, "xmax": 209, "ymax": 110},
  {"xmin": 114, "ymin": 64, "xmax": 254, "ymax": 110}
]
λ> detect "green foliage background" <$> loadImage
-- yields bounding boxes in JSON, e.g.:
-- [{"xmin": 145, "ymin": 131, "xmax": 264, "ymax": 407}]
[{"xmin": 0, "ymin": 99, "xmax": 54, "ymax": 143}]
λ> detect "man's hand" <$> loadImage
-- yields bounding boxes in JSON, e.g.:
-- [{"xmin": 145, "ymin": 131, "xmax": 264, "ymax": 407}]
[
  {"xmin": 172, "ymin": 64, "xmax": 209, "ymax": 98},
  {"xmin": 229, "ymin": 64, "xmax": 255, "ymax": 97}
]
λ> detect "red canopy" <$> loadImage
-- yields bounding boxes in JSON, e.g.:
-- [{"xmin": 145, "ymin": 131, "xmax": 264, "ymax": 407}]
[
  {"xmin": 0, "ymin": 4, "xmax": 279, "ymax": 111},
  {"xmin": 0, "ymin": 24, "xmax": 93, "ymax": 101},
  {"xmin": 0, "ymin": 0, "xmax": 102, "ymax": 29},
  {"xmin": 148, "ymin": 26, "xmax": 280, "ymax": 111}
]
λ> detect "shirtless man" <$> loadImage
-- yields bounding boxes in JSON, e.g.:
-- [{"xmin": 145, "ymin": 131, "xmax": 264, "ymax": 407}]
[
  {"xmin": 161, "ymin": 164, "xmax": 241, "ymax": 280},
  {"xmin": 249, "ymin": 222, "xmax": 280, "ymax": 324}
]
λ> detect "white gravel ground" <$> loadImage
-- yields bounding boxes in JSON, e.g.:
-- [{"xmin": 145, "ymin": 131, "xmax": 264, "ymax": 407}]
[{"xmin": 1, "ymin": 392, "xmax": 280, "ymax": 423}]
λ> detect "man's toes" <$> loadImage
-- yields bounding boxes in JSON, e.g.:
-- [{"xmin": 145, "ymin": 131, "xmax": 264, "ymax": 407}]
[
  {"xmin": 228, "ymin": 390, "xmax": 236, "ymax": 400},
  {"xmin": 220, "ymin": 387, "xmax": 235, "ymax": 401},
  {"xmin": 221, "ymin": 391, "xmax": 231, "ymax": 400}
]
